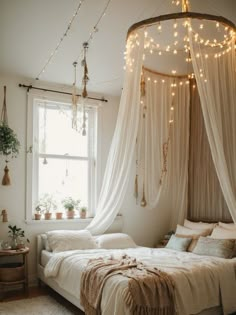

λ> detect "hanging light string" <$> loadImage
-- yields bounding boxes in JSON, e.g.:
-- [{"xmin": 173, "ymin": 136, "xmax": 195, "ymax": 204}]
[
  {"xmin": 35, "ymin": 0, "xmax": 86, "ymax": 80},
  {"xmin": 72, "ymin": 62, "xmax": 78, "ymax": 130},
  {"xmin": 74, "ymin": 0, "xmax": 113, "ymax": 63}
]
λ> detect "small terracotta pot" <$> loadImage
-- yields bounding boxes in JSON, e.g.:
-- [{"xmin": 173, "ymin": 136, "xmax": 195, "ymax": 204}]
[
  {"xmin": 44, "ymin": 212, "xmax": 52, "ymax": 220},
  {"xmin": 66, "ymin": 210, "xmax": 75, "ymax": 219},
  {"xmin": 34, "ymin": 213, "xmax": 41, "ymax": 220},
  {"xmin": 79, "ymin": 211, "xmax": 86, "ymax": 219},
  {"xmin": 56, "ymin": 212, "xmax": 63, "ymax": 220}
]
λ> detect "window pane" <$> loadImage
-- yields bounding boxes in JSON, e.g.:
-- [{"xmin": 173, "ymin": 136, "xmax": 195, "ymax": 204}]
[
  {"xmin": 38, "ymin": 105, "xmax": 88, "ymax": 157},
  {"xmin": 38, "ymin": 157, "xmax": 88, "ymax": 209}
]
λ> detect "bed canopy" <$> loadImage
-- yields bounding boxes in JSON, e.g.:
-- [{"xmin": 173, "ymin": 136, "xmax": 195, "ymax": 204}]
[{"xmin": 87, "ymin": 0, "xmax": 236, "ymax": 235}]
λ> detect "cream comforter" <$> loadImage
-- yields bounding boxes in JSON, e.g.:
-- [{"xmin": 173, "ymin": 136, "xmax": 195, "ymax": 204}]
[{"xmin": 44, "ymin": 247, "xmax": 236, "ymax": 315}]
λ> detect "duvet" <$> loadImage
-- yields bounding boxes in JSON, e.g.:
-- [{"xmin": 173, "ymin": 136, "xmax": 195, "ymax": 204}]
[{"xmin": 44, "ymin": 247, "xmax": 236, "ymax": 315}]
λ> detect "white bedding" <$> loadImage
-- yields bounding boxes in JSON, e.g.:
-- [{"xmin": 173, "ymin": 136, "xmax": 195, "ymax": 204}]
[{"xmin": 44, "ymin": 247, "xmax": 236, "ymax": 315}]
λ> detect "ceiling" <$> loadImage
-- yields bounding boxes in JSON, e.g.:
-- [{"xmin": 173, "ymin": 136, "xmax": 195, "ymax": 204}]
[{"xmin": 0, "ymin": 0, "xmax": 235, "ymax": 97}]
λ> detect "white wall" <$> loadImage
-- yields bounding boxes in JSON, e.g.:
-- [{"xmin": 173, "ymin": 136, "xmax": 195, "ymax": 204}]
[
  {"xmin": 0, "ymin": 74, "xmax": 121, "ymax": 284},
  {"xmin": 0, "ymin": 74, "xmax": 172, "ymax": 285}
]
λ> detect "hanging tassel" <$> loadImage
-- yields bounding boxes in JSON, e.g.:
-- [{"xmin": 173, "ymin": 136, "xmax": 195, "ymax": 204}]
[
  {"xmin": 140, "ymin": 74, "xmax": 146, "ymax": 97},
  {"xmin": 1, "ymin": 209, "xmax": 8, "ymax": 222},
  {"xmin": 134, "ymin": 174, "xmax": 138, "ymax": 201},
  {"xmin": 140, "ymin": 182, "xmax": 147, "ymax": 207},
  {"xmin": 2, "ymin": 165, "xmax": 10, "ymax": 186}
]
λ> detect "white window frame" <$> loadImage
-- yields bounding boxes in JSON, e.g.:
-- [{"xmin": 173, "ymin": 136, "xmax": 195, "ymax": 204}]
[{"xmin": 26, "ymin": 91, "xmax": 100, "ymax": 221}]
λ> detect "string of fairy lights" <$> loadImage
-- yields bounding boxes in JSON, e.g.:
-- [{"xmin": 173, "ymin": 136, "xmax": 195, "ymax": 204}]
[
  {"xmin": 129, "ymin": 0, "xmax": 236, "ymax": 206},
  {"xmin": 35, "ymin": 0, "xmax": 113, "ymax": 81}
]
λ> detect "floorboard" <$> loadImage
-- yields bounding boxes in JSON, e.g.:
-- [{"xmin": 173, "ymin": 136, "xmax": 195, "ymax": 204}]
[{"xmin": 0, "ymin": 285, "xmax": 85, "ymax": 314}]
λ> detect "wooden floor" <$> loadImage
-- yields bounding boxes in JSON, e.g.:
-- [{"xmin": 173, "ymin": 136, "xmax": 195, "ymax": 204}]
[{"xmin": 0, "ymin": 285, "xmax": 85, "ymax": 315}]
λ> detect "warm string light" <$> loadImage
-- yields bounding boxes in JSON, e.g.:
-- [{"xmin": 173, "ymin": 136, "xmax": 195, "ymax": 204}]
[
  {"xmin": 74, "ymin": 0, "xmax": 113, "ymax": 63},
  {"xmin": 36, "ymin": 0, "xmax": 85, "ymax": 80}
]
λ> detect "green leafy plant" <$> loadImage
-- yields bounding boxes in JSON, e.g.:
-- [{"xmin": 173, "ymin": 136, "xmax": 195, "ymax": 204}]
[
  {"xmin": 36, "ymin": 194, "xmax": 57, "ymax": 213},
  {"xmin": 0, "ymin": 123, "xmax": 20, "ymax": 157},
  {"xmin": 80, "ymin": 206, "xmax": 87, "ymax": 213},
  {"xmin": 62, "ymin": 197, "xmax": 80, "ymax": 211},
  {"xmin": 8, "ymin": 225, "xmax": 30, "ymax": 243}
]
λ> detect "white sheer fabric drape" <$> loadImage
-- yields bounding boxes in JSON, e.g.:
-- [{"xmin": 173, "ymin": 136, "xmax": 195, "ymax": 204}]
[
  {"xmin": 86, "ymin": 30, "xmax": 144, "ymax": 234},
  {"xmin": 137, "ymin": 69, "xmax": 189, "ymax": 228},
  {"xmin": 189, "ymin": 35, "xmax": 236, "ymax": 222}
]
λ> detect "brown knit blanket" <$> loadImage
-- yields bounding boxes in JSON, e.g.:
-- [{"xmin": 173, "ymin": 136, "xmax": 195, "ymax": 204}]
[{"xmin": 80, "ymin": 255, "xmax": 175, "ymax": 315}]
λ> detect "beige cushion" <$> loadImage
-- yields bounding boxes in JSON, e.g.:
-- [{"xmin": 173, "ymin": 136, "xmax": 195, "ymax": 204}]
[
  {"xmin": 176, "ymin": 225, "xmax": 212, "ymax": 252},
  {"xmin": 192, "ymin": 236, "xmax": 235, "ymax": 259},
  {"xmin": 46, "ymin": 229, "xmax": 97, "ymax": 253},
  {"xmin": 210, "ymin": 226, "xmax": 236, "ymax": 239},
  {"xmin": 210, "ymin": 226, "xmax": 236, "ymax": 257},
  {"xmin": 218, "ymin": 222, "xmax": 236, "ymax": 230},
  {"xmin": 184, "ymin": 219, "xmax": 216, "ymax": 230}
]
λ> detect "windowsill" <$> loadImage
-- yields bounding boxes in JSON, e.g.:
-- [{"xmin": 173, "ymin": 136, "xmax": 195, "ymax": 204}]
[{"xmin": 25, "ymin": 217, "xmax": 94, "ymax": 224}]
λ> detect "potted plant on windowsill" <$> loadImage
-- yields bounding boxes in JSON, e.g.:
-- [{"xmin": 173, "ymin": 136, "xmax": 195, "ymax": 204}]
[
  {"xmin": 36, "ymin": 194, "xmax": 57, "ymax": 220},
  {"xmin": 34, "ymin": 205, "xmax": 42, "ymax": 220},
  {"xmin": 62, "ymin": 197, "xmax": 80, "ymax": 219},
  {"xmin": 79, "ymin": 206, "xmax": 87, "ymax": 219}
]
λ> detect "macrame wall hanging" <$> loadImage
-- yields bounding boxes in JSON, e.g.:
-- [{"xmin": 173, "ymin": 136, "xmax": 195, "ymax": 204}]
[{"xmin": 0, "ymin": 86, "xmax": 20, "ymax": 185}]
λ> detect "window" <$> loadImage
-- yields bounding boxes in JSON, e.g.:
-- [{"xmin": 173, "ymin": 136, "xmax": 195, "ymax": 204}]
[{"xmin": 26, "ymin": 94, "xmax": 98, "ymax": 220}]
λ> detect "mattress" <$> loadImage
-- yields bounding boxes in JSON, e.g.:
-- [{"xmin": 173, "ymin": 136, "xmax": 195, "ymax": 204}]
[{"xmin": 41, "ymin": 250, "xmax": 53, "ymax": 267}]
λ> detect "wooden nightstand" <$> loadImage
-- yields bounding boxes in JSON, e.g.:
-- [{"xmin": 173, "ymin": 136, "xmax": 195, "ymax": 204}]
[
  {"xmin": 156, "ymin": 239, "xmax": 169, "ymax": 248},
  {"xmin": 0, "ymin": 247, "xmax": 29, "ymax": 300}
]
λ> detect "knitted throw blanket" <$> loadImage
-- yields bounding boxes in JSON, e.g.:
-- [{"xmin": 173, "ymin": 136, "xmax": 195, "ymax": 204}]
[{"xmin": 80, "ymin": 255, "xmax": 175, "ymax": 315}]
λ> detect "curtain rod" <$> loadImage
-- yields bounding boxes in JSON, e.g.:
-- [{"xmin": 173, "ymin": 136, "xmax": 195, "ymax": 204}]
[{"xmin": 18, "ymin": 84, "xmax": 108, "ymax": 102}]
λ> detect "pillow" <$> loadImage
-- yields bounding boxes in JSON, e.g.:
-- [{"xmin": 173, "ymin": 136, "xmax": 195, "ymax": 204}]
[
  {"xmin": 184, "ymin": 219, "xmax": 216, "ymax": 230},
  {"xmin": 46, "ymin": 230, "xmax": 97, "ymax": 253},
  {"xmin": 218, "ymin": 222, "xmax": 236, "ymax": 230},
  {"xmin": 192, "ymin": 236, "xmax": 235, "ymax": 259},
  {"xmin": 175, "ymin": 224, "xmax": 212, "ymax": 252},
  {"xmin": 210, "ymin": 226, "xmax": 236, "ymax": 239},
  {"xmin": 165, "ymin": 235, "xmax": 192, "ymax": 252},
  {"xmin": 95, "ymin": 233, "xmax": 137, "ymax": 249}
]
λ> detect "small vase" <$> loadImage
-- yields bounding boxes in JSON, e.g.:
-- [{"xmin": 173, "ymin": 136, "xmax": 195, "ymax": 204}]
[{"xmin": 11, "ymin": 236, "xmax": 18, "ymax": 250}]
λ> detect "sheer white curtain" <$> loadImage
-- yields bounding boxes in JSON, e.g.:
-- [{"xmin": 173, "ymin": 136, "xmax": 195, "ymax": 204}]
[
  {"xmin": 86, "ymin": 30, "xmax": 144, "ymax": 234},
  {"xmin": 190, "ymin": 35, "xmax": 236, "ymax": 222},
  {"xmin": 136, "ymin": 69, "xmax": 189, "ymax": 228}
]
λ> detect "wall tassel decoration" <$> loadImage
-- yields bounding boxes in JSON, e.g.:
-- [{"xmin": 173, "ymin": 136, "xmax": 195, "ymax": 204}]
[
  {"xmin": 2, "ymin": 165, "xmax": 10, "ymax": 185},
  {"xmin": 140, "ymin": 182, "xmax": 147, "ymax": 207}
]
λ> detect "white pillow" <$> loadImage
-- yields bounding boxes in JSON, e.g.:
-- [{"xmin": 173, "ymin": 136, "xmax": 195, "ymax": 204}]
[
  {"xmin": 46, "ymin": 230, "xmax": 97, "ymax": 253},
  {"xmin": 218, "ymin": 222, "xmax": 236, "ymax": 230},
  {"xmin": 95, "ymin": 233, "xmax": 137, "ymax": 249},
  {"xmin": 210, "ymin": 226, "xmax": 236, "ymax": 239},
  {"xmin": 184, "ymin": 219, "xmax": 216, "ymax": 230},
  {"xmin": 176, "ymin": 224, "xmax": 212, "ymax": 236}
]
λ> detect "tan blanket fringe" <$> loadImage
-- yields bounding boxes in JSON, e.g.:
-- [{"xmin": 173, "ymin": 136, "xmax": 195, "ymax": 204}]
[{"xmin": 80, "ymin": 255, "xmax": 175, "ymax": 315}]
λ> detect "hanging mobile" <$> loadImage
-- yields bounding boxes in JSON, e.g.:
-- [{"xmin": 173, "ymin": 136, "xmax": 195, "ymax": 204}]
[{"xmin": 0, "ymin": 86, "xmax": 20, "ymax": 185}]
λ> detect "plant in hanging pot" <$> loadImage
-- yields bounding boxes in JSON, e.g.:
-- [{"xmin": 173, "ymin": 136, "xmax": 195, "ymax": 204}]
[
  {"xmin": 79, "ymin": 206, "xmax": 87, "ymax": 219},
  {"xmin": 62, "ymin": 197, "xmax": 80, "ymax": 219},
  {"xmin": 0, "ymin": 86, "xmax": 20, "ymax": 186}
]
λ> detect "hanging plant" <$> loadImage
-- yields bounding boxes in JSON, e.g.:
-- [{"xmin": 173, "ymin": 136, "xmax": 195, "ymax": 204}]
[
  {"xmin": 0, "ymin": 122, "xmax": 20, "ymax": 157},
  {"xmin": 0, "ymin": 86, "xmax": 20, "ymax": 185}
]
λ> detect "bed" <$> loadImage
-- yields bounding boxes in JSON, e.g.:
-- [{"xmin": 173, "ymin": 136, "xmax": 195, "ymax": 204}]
[{"xmin": 37, "ymin": 227, "xmax": 236, "ymax": 315}]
